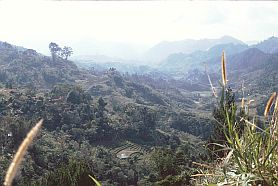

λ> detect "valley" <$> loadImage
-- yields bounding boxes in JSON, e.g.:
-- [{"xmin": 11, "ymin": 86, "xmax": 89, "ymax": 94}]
[{"xmin": 0, "ymin": 35, "xmax": 278, "ymax": 185}]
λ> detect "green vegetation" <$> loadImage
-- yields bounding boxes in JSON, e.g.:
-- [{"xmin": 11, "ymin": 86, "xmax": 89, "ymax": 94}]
[
  {"xmin": 33, "ymin": 160, "xmax": 94, "ymax": 186},
  {"xmin": 194, "ymin": 53, "xmax": 278, "ymax": 185},
  {"xmin": 150, "ymin": 143, "xmax": 209, "ymax": 185},
  {"xmin": 1, "ymin": 39, "xmax": 278, "ymax": 185},
  {"xmin": 0, "ymin": 78, "xmax": 210, "ymax": 185}
]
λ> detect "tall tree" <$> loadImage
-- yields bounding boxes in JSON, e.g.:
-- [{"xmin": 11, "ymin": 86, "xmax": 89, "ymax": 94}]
[
  {"xmin": 61, "ymin": 46, "xmax": 73, "ymax": 60},
  {"xmin": 49, "ymin": 42, "xmax": 61, "ymax": 61}
]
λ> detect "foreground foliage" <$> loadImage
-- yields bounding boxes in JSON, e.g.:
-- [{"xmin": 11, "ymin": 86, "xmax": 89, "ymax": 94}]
[{"xmin": 196, "ymin": 52, "xmax": 278, "ymax": 185}]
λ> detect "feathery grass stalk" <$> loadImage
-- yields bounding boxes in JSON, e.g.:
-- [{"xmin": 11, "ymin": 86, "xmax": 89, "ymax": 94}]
[
  {"xmin": 241, "ymin": 98, "xmax": 245, "ymax": 109},
  {"xmin": 221, "ymin": 51, "xmax": 227, "ymax": 86},
  {"xmin": 264, "ymin": 92, "xmax": 277, "ymax": 117},
  {"xmin": 4, "ymin": 119, "xmax": 43, "ymax": 186}
]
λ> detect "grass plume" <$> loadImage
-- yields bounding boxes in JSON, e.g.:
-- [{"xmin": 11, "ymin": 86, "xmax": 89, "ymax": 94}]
[
  {"xmin": 264, "ymin": 92, "xmax": 277, "ymax": 117},
  {"xmin": 241, "ymin": 98, "xmax": 245, "ymax": 109},
  {"xmin": 221, "ymin": 51, "xmax": 227, "ymax": 86},
  {"xmin": 4, "ymin": 119, "xmax": 43, "ymax": 186}
]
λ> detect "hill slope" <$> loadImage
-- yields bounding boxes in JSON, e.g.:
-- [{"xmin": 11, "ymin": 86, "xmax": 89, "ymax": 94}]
[{"xmin": 0, "ymin": 41, "xmax": 80, "ymax": 89}]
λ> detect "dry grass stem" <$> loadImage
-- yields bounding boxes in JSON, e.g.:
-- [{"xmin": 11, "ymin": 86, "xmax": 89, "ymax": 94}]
[
  {"xmin": 192, "ymin": 162, "xmax": 213, "ymax": 169},
  {"xmin": 4, "ymin": 119, "xmax": 43, "ymax": 186},
  {"xmin": 241, "ymin": 118, "xmax": 265, "ymax": 132},
  {"xmin": 204, "ymin": 63, "xmax": 218, "ymax": 98},
  {"xmin": 223, "ymin": 150, "xmax": 233, "ymax": 166},
  {"xmin": 191, "ymin": 173, "xmax": 221, "ymax": 177},
  {"xmin": 264, "ymin": 92, "xmax": 277, "ymax": 117},
  {"xmin": 221, "ymin": 51, "xmax": 227, "ymax": 86}
]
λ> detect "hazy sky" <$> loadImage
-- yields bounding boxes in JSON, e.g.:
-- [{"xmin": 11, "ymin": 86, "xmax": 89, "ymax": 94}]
[{"xmin": 0, "ymin": 1, "xmax": 278, "ymax": 56}]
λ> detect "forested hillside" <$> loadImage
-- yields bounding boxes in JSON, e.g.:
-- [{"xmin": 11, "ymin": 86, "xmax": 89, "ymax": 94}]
[
  {"xmin": 0, "ymin": 42, "xmax": 80, "ymax": 89},
  {"xmin": 1, "ymin": 35, "xmax": 278, "ymax": 185},
  {"xmin": 0, "ymin": 41, "xmax": 214, "ymax": 185}
]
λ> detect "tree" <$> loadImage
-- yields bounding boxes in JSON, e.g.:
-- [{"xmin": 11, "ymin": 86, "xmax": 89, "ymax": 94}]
[
  {"xmin": 49, "ymin": 42, "xmax": 61, "ymax": 61},
  {"xmin": 66, "ymin": 90, "xmax": 81, "ymax": 104},
  {"xmin": 61, "ymin": 46, "xmax": 73, "ymax": 60},
  {"xmin": 97, "ymin": 97, "xmax": 107, "ymax": 118},
  {"xmin": 151, "ymin": 148, "xmax": 178, "ymax": 179}
]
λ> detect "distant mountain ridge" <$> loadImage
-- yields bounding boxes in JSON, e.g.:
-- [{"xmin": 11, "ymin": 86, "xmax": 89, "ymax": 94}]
[
  {"xmin": 157, "ymin": 43, "xmax": 248, "ymax": 78},
  {"xmin": 185, "ymin": 45, "xmax": 278, "ymax": 94},
  {"xmin": 227, "ymin": 48, "xmax": 278, "ymax": 93},
  {"xmin": 203, "ymin": 37, "xmax": 278, "ymax": 72},
  {"xmin": 143, "ymin": 35, "xmax": 245, "ymax": 62},
  {"xmin": 156, "ymin": 36, "xmax": 278, "ymax": 78},
  {"xmin": 252, "ymin": 36, "xmax": 278, "ymax": 54},
  {"xmin": 227, "ymin": 48, "xmax": 270, "ymax": 71}
]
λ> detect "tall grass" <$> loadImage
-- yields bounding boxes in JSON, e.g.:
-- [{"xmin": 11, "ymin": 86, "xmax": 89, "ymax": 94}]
[{"xmin": 194, "ymin": 52, "xmax": 278, "ymax": 185}]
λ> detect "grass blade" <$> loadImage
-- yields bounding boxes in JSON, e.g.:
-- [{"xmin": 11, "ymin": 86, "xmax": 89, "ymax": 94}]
[{"xmin": 89, "ymin": 175, "xmax": 102, "ymax": 186}]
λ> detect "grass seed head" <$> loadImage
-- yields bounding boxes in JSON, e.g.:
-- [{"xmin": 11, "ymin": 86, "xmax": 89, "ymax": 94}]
[
  {"xmin": 4, "ymin": 119, "xmax": 43, "ymax": 186},
  {"xmin": 221, "ymin": 51, "xmax": 227, "ymax": 86},
  {"xmin": 264, "ymin": 92, "xmax": 277, "ymax": 117}
]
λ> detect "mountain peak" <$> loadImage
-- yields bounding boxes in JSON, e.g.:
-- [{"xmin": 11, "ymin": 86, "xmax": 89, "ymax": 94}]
[
  {"xmin": 220, "ymin": 35, "xmax": 236, "ymax": 40},
  {"xmin": 253, "ymin": 36, "xmax": 278, "ymax": 54},
  {"xmin": 219, "ymin": 35, "xmax": 245, "ymax": 45}
]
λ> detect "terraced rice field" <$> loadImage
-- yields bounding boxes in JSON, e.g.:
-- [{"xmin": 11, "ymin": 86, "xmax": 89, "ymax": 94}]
[{"xmin": 110, "ymin": 141, "xmax": 151, "ymax": 159}]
